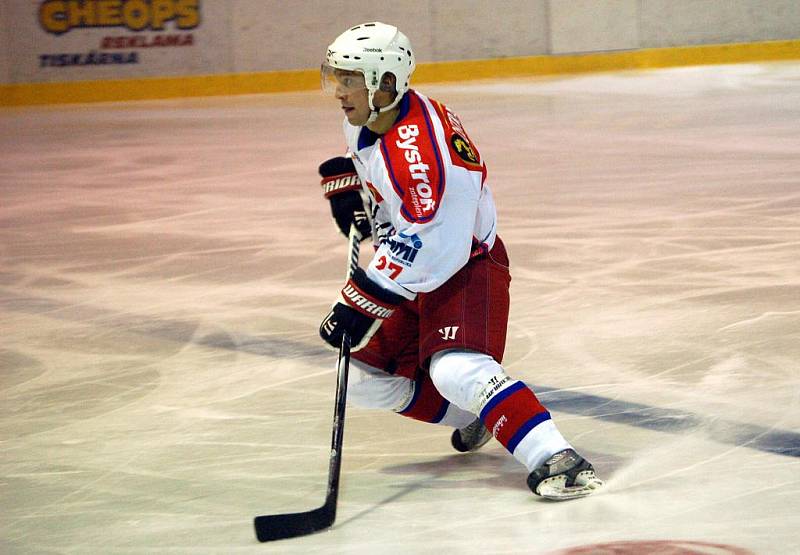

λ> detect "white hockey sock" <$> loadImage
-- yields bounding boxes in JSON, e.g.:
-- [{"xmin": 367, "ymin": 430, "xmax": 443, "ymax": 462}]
[
  {"xmin": 347, "ymin": 359, "xmax": 475, "ymax": 427},
  {"xmin": 437, "ymin": 403, "xmax": 477, "ymax": 429},
  {"xmin": 512, "ymin": 419, "xmax": 572, "ymax": 472},
  {"xmin": 347, "ymin": 359, "xmax": 414, "ymax": 412}
]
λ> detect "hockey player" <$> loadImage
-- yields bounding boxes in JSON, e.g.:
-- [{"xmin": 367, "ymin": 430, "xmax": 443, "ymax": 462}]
[{"xmin": 317, "ymin": 22, "xmax": 602, "ymax": 500}]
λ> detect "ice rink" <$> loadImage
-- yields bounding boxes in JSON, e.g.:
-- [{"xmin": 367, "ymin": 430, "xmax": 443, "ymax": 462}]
[{"xmin": 2, "ymin": 62, "xmax": 800, "ymax": 554}]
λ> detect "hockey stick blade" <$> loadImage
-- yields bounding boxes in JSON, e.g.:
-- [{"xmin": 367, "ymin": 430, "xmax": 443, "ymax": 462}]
[{"xmin": 254, "ymin": 503, "xmax": 335, "ymax": 542}]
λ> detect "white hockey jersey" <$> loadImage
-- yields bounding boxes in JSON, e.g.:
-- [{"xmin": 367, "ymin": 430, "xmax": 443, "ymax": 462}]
[{"xmin": 343, "ymin": 90, "xmax": 498, "ymax": 300}]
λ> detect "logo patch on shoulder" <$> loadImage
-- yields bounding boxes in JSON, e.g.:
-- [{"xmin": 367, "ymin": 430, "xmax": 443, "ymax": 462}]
[{"xmin": 450, "ymin": 133, "xmax": 480, "ymax": 166}]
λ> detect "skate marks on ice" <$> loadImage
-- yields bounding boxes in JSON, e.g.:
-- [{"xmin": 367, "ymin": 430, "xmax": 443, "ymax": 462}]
[
  {"xmin": 0, "ymin": 288, "xmax": 329, "ymax": 364},
  {"xmin": 4, "ymin": 286, "xmax": 798, "ymax": 457},
  {"xmin": 536, "ymin": 386, "xmax": 800, "ymax": 458},
  {"xmin": 333, "ymin": 451, "xmax": 512, "ymax": 530},
  {"xmin": 2, "ymin": 63, "xmax": 800, "ymax": 553}
]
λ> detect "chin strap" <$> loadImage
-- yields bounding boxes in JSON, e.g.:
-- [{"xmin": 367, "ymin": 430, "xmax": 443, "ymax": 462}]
[{"xmin": 367, "ymin": 88, "xmax": 404, "ymax": 125}]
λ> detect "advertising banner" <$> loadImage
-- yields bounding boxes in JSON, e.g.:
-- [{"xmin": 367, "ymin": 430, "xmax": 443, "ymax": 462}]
[{"xmin": 9, "ymin": 0, "xmax": 231, "ymax": 83}]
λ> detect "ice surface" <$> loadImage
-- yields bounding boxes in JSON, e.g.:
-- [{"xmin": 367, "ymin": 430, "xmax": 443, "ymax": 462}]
[{"xmin": 1, "ymin": 63, "xmax": 799, "ymax": 554}]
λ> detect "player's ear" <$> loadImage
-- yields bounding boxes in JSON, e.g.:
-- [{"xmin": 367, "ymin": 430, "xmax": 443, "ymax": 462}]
[{"xmin": 379, "ymin": 73, "xmax": 397, "ymax": 94}]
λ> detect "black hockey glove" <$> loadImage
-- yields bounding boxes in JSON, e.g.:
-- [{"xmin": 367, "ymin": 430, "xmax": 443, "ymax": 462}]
[
  {"xmin": 319, "ymin": 156, "xmax": 371, "ymax": 240},
  {"xmin": 319, "ymin": 267, "xmax": 404, "ymax": 352}
]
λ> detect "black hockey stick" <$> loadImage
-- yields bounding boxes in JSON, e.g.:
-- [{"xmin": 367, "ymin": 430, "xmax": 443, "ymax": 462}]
[{"xmin": 253, "ymin": 225, "xmax": 360, "ymax": 542}]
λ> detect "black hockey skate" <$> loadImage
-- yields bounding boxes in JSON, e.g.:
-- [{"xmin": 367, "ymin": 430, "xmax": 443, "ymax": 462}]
[
  {"xmin": 451, "ymin": 417, "xmax": 492, "ymax": 453},
  {"xmin": 527, "ymin": 449, "xmax": 603, "ymax": 500}
]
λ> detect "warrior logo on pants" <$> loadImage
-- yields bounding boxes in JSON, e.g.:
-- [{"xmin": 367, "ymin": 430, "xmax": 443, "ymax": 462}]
[{"xmin": 439, "ymin": 326, "xmax": 459, "ymax": 340}]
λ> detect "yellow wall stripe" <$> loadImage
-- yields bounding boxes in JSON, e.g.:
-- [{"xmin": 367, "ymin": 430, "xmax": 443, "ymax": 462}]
[{"xmin": 2, "ymin": 39, "xmax": 799, "ymax": 107}]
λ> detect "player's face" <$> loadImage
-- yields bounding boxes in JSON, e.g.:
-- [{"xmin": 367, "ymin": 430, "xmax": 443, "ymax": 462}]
[
  {"xmin": 321, "ymin": 65, "xmax": 397, "ymax": 128},
  {"xmin": 335, "ymin": 74, "xmax": 372, "ymax": 125}
]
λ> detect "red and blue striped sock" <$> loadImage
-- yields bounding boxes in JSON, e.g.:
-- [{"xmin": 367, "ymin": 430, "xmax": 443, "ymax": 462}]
[{"xmin": 479, "ymin": 380, "xmax": 551, "ymax": 454}]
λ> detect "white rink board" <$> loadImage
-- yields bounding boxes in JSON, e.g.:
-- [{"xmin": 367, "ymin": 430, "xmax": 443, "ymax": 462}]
[{"xmin": 3, "ymin": 0, "xmax": 800, "ymax": 85}]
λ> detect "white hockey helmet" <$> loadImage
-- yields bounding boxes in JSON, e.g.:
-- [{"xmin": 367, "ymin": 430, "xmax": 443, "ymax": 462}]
[{"xmin": 322, "ymin": 22, "xmax": 416, "ymax": 122}]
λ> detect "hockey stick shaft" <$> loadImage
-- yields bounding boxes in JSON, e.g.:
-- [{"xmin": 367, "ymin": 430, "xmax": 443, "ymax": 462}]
[{"xmin": 253, "ymin": 225, "xmax": 359, "ymax": 542}]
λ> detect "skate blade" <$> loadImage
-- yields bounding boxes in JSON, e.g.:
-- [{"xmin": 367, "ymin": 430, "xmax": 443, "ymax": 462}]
[{"xmin": 537, "ymin": 472, "xmax": 604, "ymax": 501}]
